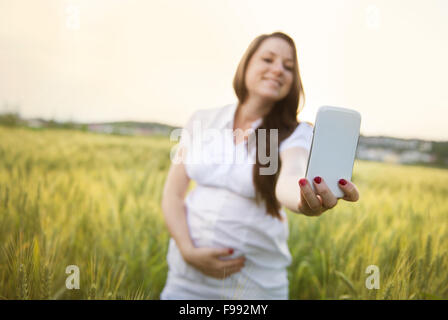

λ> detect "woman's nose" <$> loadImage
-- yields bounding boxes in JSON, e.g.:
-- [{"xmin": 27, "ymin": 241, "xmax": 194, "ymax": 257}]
[{"xmin": 271, "ymin": 62, "xmax": 285, "ymax": 74}]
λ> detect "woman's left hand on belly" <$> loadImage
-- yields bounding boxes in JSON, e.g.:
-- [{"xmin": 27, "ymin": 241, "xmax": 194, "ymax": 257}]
[{"xmin": 183, "ymin": 247, "xmax": 246, "ymax": 279}]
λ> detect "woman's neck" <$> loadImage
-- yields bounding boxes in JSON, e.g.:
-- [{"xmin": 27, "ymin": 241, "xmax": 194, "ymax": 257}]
[{"xmin": 235, "ymin": 97, "xmax": 274, "ymax": 126}]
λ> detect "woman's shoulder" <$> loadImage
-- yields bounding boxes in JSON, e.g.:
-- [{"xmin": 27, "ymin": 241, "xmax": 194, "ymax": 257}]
[
  {"xmin": 293, "ymin": 120, "xmax": 314, "ymax": 136},
  {"xmin": 279, "ymin": 120, "xmax": 314, "ymax": 152},
  {"xmin": 287, "ymin": 120, "xmax": 314, "ymax": 137},
  {"xmin": 187, "ymin": 103, "xmax": 236, "ymax": 128},
  {"xmin": 298, "ymin": 120, "xmax": 314, "ymax": 130}
]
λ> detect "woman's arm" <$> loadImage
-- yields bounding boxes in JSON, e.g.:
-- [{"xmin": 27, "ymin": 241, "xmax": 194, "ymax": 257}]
[
  {"xmin": 275, "ymin": 146, "xmax": 309, "ymax": 214},
  {"xmin": 161, "ymin": 158, "xmax": 194, "ymax": 258}
]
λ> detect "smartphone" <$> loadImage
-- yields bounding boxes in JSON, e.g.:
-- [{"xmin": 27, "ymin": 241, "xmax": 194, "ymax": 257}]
[{"xmin": 305, "ymin": 106, "xmax": 361, "ymax": 198}]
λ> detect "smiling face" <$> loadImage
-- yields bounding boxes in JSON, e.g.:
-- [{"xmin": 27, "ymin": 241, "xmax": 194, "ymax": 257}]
[{"xmin": 244, "ymin": 37, "xmax": 295, "ymax": 104}]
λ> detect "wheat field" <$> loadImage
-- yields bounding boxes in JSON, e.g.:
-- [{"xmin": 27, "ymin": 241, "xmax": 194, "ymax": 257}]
[{"xmin": 0, "ymin": 127, "xmax": 447, "ymax": 300}]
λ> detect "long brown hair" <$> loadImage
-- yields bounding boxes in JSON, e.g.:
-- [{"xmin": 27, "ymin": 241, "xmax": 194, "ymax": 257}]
[{"xmin": 232, "ymin": 31, "xmax": 306, "ymax": 219}]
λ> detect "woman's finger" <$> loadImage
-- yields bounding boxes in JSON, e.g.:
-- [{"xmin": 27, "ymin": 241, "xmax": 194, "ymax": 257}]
[
  {"xmin": 299, "ymin": 178, "xmax": 322, "ymax": 214},
  {"xmin": 312, "ymin": 176, "xmax": 338, "ymax": 209},
  {"xmin": 219, "ymin": 257, "xmax": 245, "ymax": 270},
  {"xmin": 207, "ymin": 266, "xmax": 242, "ymax": 279},
  {"xmin": 221, "ymin": 266, "xmax": 244, "ymax": 278},
  {"xmin": 338, "ymin": 179, "xmax": 360, "ymax": 202}
]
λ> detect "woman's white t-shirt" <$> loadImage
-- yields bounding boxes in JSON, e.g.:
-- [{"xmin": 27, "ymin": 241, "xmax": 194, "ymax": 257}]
[{"xmin": 160, "ymin": 102, "xmax": 314, "ymax": 300}]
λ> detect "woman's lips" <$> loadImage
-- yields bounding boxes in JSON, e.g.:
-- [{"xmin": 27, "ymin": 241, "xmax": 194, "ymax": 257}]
[{"xmin": 264, "ymin": 78, "xmax": 282, "ymax": 86}]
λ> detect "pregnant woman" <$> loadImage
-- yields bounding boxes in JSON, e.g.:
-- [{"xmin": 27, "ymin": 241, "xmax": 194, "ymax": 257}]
[{"xmin": 160, "ymin": 31, "xmax": 359, "ymax": 299}]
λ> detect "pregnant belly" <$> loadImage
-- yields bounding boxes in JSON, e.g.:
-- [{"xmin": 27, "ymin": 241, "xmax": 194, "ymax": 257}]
[
  {"xmin": 186, "ymin": 205, "xmax": 248, "ymax": 258},
  {"xmin": 186, "ymin": 207, "xmax": 291, "ymax": 268},
  {"xmin": 185, "ymin": 185, "xmax": 291, "ymax": 265}
]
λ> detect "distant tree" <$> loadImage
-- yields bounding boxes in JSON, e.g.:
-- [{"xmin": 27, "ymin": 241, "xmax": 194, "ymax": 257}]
[
  {"xmin": 432, "ymin": 141, "xmax": 448, "ymax": 166},
  {"xmin": 0, "ymin": 112, "xmax": 21, "ymax": 127},
  {"xmin": 61, "ymin": 121, "xmax": 77, "ymax": 129},
  {"xmin": 45, "ymin": 119, "xmax": 55, "ymax": 128}
]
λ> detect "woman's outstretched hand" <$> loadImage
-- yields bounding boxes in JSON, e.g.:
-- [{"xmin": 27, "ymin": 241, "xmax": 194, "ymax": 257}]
[
  {"xmin": 182, "ymin": 247, "xmax": 245, "ymax": 279},
  {"xmin": 298, "ymin": 177, "xmax": 359, "ymax": 216}
]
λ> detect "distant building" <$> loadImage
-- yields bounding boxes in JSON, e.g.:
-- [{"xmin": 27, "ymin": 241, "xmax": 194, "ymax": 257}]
[
  {"xmin": 27, "ymin": 119, "xmax": 45, "ymax": 128},
  {"xmin": 357, "ymin": 146, "xmax": 435, "ymax": 164},
  {"xmin": 88, "ymin": 124, "xmax": 114, "ymax": 134},
  {"xmin": 419, "ymin": 141, "xmax": 432, "ymax": 152},
  {"xmin": 359, "ymin": 136, "xmax": 430, "ymax": 150}
]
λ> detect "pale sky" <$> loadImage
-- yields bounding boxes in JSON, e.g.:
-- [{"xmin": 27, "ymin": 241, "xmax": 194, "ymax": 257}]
[{"xmin": 1, "ymin": 0, "xmax": 447, "ymax": 141}]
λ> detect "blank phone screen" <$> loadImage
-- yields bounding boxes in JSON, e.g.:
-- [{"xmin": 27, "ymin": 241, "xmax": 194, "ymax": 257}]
[{"xmin": 305, "ymin": 106, "xmax": 361, "ymax": 198}]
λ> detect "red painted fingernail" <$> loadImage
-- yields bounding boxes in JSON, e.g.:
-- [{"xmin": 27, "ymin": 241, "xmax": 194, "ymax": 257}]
[
  {"xmin": 229, "ymin": 249, "xmax": 234, "ymax": 254},
  {"xmin": 339, "ymin": 179, "xmax": 347, "ymax": 186},
  {"xmin": 299, "ymin": 179, "xmax": 307, "ymax": 186},
  {"xmin": 314, "ymin": 176, "xmax": 322, "ymax": 184}
]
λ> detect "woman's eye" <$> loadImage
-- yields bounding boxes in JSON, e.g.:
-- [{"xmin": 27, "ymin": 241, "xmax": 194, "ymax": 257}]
[{"xmin": 264, "ymin": 58, "xmax": 293, "ymax": 71}]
